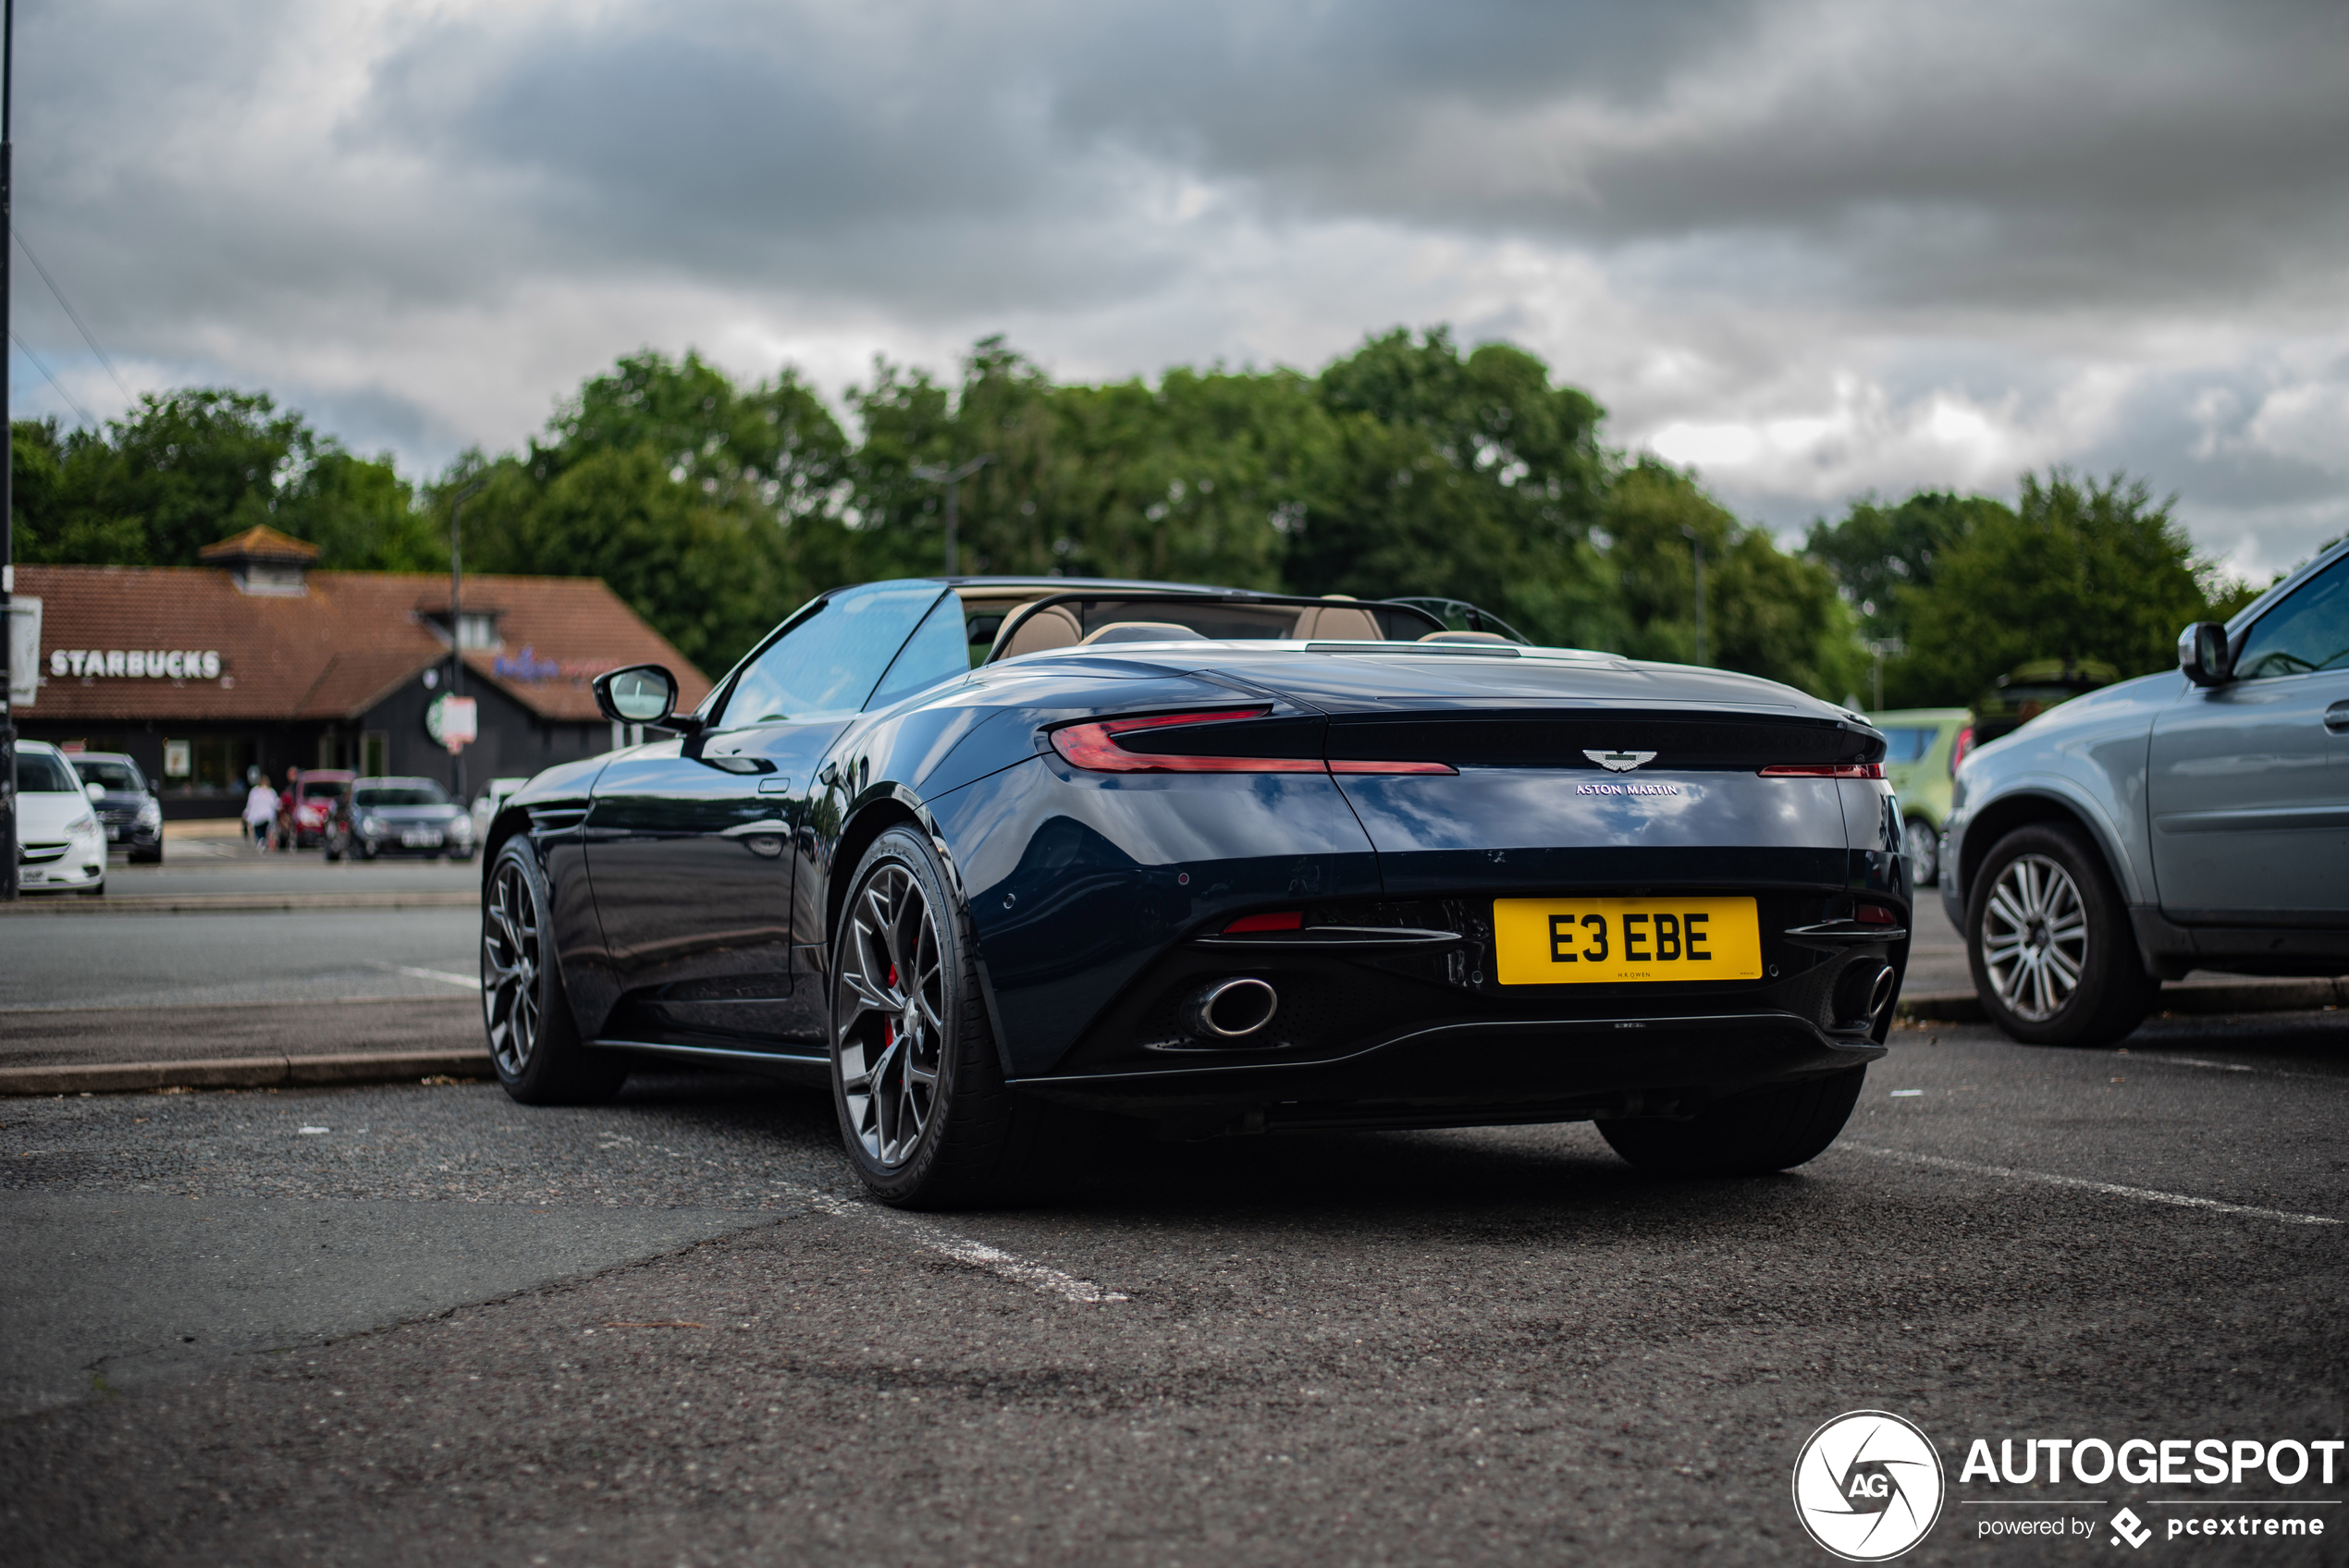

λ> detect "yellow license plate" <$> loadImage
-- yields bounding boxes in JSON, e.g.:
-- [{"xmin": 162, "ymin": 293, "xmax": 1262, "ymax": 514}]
[{"xmin": 1493, "ymin": 897, "xmax": 1764, "ymax": 985}]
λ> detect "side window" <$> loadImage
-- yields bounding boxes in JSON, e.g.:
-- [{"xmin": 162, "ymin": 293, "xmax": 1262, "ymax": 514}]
[
  {"xmin": 867, "ymin": 594, "xmax": 973, "ymax": 711},
  {"xmin": 2235, "ymin": 556, "xmax": 2349, "ymax": 680},
  {"xmin": 1877, "ymin": 728, "xmax": 1933, "ymax": 764},
  {"xmin": 717, "ymin": 583, "xmax": 942, "ymax": 728}
]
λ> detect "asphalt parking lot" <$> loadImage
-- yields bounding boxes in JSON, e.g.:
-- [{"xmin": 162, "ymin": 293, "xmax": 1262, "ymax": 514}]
[{"xmin": 4, "ymin": 998, "xmax": 2345, "ymax": 1566}]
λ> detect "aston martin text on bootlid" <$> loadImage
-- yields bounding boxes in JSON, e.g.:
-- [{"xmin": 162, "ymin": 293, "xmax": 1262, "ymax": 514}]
[{"xmin": 474, "ymin": 578, "xmax": 1907, "ymax": 1206}]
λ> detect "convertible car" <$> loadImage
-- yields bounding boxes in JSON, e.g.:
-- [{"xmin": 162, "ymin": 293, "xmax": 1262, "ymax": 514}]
[{"xmin": 478, "ymin": 578, "xmax": 1906, "ymax": 1205}]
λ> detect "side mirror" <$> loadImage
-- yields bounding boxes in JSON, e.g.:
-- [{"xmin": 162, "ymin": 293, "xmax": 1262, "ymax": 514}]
[
  {"xmin": 593, "ymin": 664, "xmax": 699, "ymax": 731},
  {"xmin": 2178, "ymin": 621, "xmax": 2233, "ymax": 688},
  {"xmin": 86, "ymin": 781, "xmax": 105, "ymax": 802}
]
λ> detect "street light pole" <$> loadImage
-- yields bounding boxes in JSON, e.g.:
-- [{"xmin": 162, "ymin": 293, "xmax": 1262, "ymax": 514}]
[
  {"xmin": 1680, "ymin": 525, "xmax": 1707, "ymax": 668},
  {"xmin": 447, "ymin": 477, "xmax": 486, "ymax": 804},
  {"xmin": 910, "ymin": 455, "xmax": 994, "ymax": 576},
  {"xmin": 1, "ymin": 0, "xmax": 18, "ymax": 903}
]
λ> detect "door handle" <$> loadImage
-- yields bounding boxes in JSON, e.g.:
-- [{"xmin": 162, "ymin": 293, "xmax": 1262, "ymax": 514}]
[
  {"xmin": 756, "ymin": 776, "xmax": 793, "ymax": 794},
  {"xmin": 2326, "ymin": 702, "xmax": 2349, "ymax": 733}
]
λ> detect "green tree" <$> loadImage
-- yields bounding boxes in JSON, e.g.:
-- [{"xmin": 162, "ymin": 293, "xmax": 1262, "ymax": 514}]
[
  {"xmin": 451, "ymin": 349, "xmax": 857, "ymax": 671},
  {"xmin": 1803, "ymin": 490, "xmax": 2010, "ymax": 641},
  {"xmin": 10, "ymin": 394, "xmax": 430, "ymax": 570},
  {"xmin": 1899, "ymin": 469, "xmax": 2236, "ymax": 705},
  {"xmin": 1606, "ymin": 459, "xmax": 1864, "ymax": 699},
  {"xmin": 1288, "ymin": 327, "xmax": 1617, "ymax": 648}
]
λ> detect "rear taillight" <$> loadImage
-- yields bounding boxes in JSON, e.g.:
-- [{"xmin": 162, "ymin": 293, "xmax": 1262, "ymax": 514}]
[
  {"xmin": 1224, "ymin": 911, "xmax": 1304, "ymax": 933},
  {"xmin": 1949, "ymin": 726, "xmax": 1974, "ymax": 778},
  {"xmin": 1856, "ymin": 902, "xmax": 1897, "ymax": 925},
  {"xmin": 1049, "ymin": 708, "xmax": 1456, "ymax": 776},
  {"xmin": 1757, "ymin": 763, "xmax": 1886, "ymax": 779},
  {"xmin": 1050, "ymin": 708, "xmax": 1321, "ymax": 773}
]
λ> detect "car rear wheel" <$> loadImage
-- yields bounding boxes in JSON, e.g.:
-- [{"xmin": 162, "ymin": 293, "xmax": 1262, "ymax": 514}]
[
  {"xmin": 482, "ymin": 839, "xmax": 626, "ymax": 1105},
  {"xmin": 1965, "ymin": 822, "xmax": 2156, "ymax": 1047},
  {"xmin": 830, "ymin": 826, "xmax": 1094, "ymax": 1207},
  {"xmin": 1597, "ymin": 1068, "xmax": 1865, "ymax": 1176},
  {"xmin": 1903, "ymin": 816, "xmax": 1939, "ymax": 887}
]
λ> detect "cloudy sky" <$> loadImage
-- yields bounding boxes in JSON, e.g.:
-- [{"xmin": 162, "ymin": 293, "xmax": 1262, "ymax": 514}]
[{"xmin": 14, "ymin": 0, "xmax": 2349, "ymax": 573}]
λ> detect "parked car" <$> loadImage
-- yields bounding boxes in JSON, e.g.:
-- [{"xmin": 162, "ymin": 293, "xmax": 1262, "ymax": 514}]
[
  {"xmin": 284, "ymin": 769, "xmax": 355, "ymax": 849},
  {"xmin": 471, "ymin": 777, "xmax": 530, "ymax": 848},
  {"xmin": 1942, "ymin": 537, "xmax": 2349, "ymax": 1046},
  {"xmin": 1967, "ymin": 657, "xmax": 2115, "ymax": 752},
  {"xmin": 13, "ymin": 740, "xmax": 106, "ymax": 895},
  {"xmin": 1863, "ymin": 708, "xmax": 1970, "ymax": 885},
  {"xmin": 477, "ymin": 577, "xmax": 1905, "ymax": 1206},
  {"xmin": 326, "ymin": 778, "xmax": 476, "ymax": 862},
  {"xmin": 67, "ymin": 751, "xmax": 163, "ymax": 864}
]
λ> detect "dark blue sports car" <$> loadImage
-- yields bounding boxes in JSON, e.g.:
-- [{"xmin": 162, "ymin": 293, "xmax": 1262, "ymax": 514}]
[{"xmin": 479, "ymin": 578, "xmax": 1905, "ymax": 1205}]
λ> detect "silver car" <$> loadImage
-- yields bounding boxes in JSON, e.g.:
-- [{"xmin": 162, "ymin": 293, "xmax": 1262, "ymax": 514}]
[{"xmin": 1940, "ymin": 536, "xmax": 2349, "ymax": 1045}]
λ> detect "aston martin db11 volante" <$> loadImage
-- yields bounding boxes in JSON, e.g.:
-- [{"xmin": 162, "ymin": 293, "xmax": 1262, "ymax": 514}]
[{"xmin": 478, "ymin": 578, "xmax": 1906, "ymax": 1205}]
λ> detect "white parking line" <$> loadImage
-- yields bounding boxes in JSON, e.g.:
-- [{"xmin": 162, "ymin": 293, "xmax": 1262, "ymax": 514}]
[
  {"xmin": 1848, "ymin": 1145, "xmax": 2341, "ymax": 1227},
  {"xmin": 798, "ymin": 1186, "xmax": 1127, "ymax": 1304},
  {"xmin": 368, "ymin": 962, "xmax": 480, "ymax": 990},
  {"xmin": 2119, "ymin": 1052, "xmax": 2343, "ymax": 1083}
]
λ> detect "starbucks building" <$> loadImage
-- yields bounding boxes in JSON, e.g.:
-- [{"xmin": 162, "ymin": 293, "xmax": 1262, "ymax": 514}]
[{"xmin": 15, "ymin": 526, "xmax": 711, "ymax": 817}]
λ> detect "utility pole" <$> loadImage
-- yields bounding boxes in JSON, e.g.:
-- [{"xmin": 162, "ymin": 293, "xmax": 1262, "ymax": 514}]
[
  {"xmin": 1680, "ymin": 525, "xmax": 1707, "ymax": 668},
  {"xmin": 446, "ymin": 477, "xmax": 485, "ymax": 803},
  {"xmin": 1, "ymin": 0, "xmax": 18, "ymax": 902},
  {"xmin": 1865, "ymin": 638, "xmax": 1905, "ymax": 713},
  {"xmin": 910, "ymin": 455, "xmax": 993, "ymax": 576}
]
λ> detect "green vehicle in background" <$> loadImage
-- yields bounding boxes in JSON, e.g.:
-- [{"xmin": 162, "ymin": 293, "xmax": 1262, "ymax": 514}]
[
  {"xmin": 1872, "ymin": 661, "xmax": 2118, "ymax": 887},
  {"xmin": 1864, "ymin": 708, "xmax": 1972, "ymax": 886}
]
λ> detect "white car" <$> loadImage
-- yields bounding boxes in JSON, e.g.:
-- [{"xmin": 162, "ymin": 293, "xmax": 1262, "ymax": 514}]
[
  {"xmin": 470, "ymin": 776, "xmax": 530, "ymax": 847},
  {"xmin": 15, "ymin": 741, "xmax": 107, "ymax": 895}
]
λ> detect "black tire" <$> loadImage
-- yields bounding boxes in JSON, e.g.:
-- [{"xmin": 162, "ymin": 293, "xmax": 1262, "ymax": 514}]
[
  {"xmin": 482, "ymin": 839, "xmax": 627, "ymax": 1105},
  {"xmin": 1965, "ymin": 822, "xmax": 2156, "ymax": 1047},
  {"xmin": 130, "ymin": 847, "xmax": 162, "ymax": 865},
  {"xmin": 1597, "ymin": 1067, "xmax": 1866, "ymax": 1176},
  {"xmin": 829, "ymin": 825, "xmax": 1095, "ymax": 1207}
]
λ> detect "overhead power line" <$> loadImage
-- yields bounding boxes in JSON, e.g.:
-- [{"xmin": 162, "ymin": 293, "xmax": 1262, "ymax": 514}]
[
  {"xmin": 13, "ymin": 228, "xmax": 132, "ymax": 401},
  {"xmin": 9, "ymin": 329, "xmax": 100, "ymax": 426}
]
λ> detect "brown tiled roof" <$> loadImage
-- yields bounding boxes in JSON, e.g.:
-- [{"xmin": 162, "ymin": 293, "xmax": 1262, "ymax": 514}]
[
  {"xmin": 198, "ymin": 524, "xmax": 320, "ymax": 563},
  {"xmin": 18, "ymin": 565, "xmax": 711, "ymax": 724}
]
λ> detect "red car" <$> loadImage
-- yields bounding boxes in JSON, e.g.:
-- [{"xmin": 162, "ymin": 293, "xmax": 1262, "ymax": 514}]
[{"xmin": 283, "ymin": 770, "xmax": 355, "ymax": 849}]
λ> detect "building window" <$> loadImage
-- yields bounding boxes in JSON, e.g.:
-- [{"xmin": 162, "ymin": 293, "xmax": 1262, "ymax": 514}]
[
  {"xmin": 161, "ymin": 737, "xmax": 256, "ymax": 796},
  {"xmin": 428, "ymin": 611, "xmax": 501, "ymax": 650},
  {"xmin": 361, "ymin": 730, "xmax": 389, "ymax": 778}
]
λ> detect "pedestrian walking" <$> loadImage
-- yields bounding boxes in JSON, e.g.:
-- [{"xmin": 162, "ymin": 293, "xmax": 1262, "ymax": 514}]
[{"xmin": 243, "ymin": 772, "xmax": 279, "ymax": 852}]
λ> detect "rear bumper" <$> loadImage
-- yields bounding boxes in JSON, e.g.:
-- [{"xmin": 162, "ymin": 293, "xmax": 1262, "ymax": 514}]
[
  {"xmin": 1012, "ymin": 1010, "xmax": 1885, "ymax": 1135},
  {"xmin": 1007, "ymin": 894, "xmax": 1905, "ymax": 1134}
]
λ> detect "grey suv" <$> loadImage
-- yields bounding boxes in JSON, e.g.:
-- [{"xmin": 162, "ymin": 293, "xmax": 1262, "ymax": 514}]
[{"xmin": 1940, "ymin": 536, "xmax": 2349, "ymax": 1045}]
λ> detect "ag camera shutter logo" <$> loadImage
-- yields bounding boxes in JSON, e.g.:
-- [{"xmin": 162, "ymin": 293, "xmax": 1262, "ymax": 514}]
[{"xmin": 1792, "ymin": 1410, "xmax": 1946, "ymax": 1561}]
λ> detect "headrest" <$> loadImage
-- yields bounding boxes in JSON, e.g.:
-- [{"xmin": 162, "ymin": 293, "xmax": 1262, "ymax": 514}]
[
  {"xmin": 998, "ymin": 604, "xmax": 1084, "ymax": 659},
  {"xmin": 1418, "ymin": 630, "xmax": 1516, "ymax": 645},
  {"xmin": 1078, "ymin": 621, "xmax": 1210, "ymax": 646},
  {"xmin": 1292, "ymin": 603, "xmax": 1384, "ymax": 641}
]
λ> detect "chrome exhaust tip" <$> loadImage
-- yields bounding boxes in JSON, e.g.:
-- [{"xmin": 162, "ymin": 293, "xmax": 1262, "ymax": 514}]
[
  {"xmin": 1833, "ymin": 960, "xmax": 1897, "ymax": 1030},
  {"xmin": 1185, "ymin": 977, "xmax": 1279, "ymax": 1041}
]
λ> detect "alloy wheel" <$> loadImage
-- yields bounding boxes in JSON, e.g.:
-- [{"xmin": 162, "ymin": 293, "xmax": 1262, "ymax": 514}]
[
  {"xmin": 481, "ymin": 858, "xmax": 543, "ymax": 1077},
  {"xmin": 835, "ymin": 862, "xmax": 948, "ymax": 1169},
  {"xmin": 1904, "ymin": 818, "xmax": 1939, "ymax": 885},
  {"xmin": 1980, "ymin": 852, "xmax": 2088, "ymax": 1022}
]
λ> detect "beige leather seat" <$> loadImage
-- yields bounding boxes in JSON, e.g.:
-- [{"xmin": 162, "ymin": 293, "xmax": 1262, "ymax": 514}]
[
  {"xmin": 1078, "ymin": 621, "xmax": 1208, "ymax": 646},
  {"xmin": 996, "ymin": 604, "xmax": 1083, "ymax": 658},
  {"xmin": 1291, "ymin": 601, "xmax": 1384, "ymax": 641}
]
